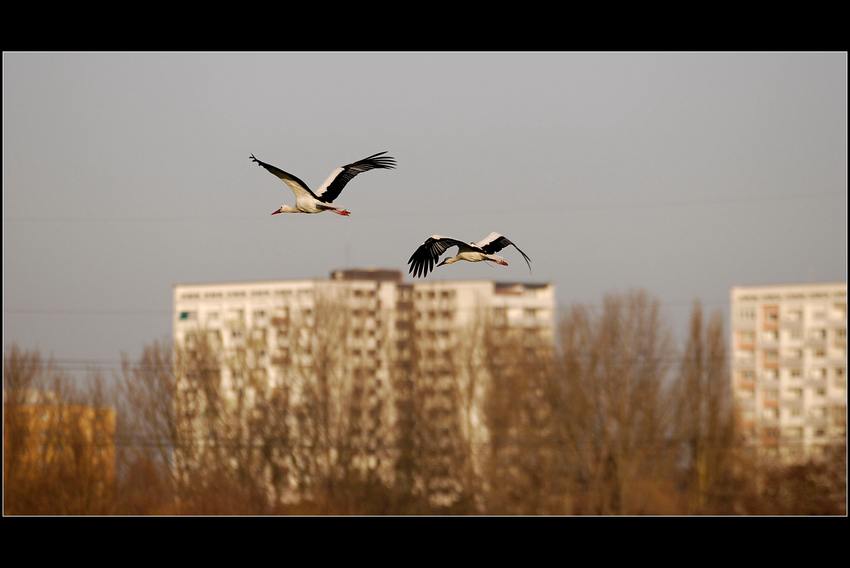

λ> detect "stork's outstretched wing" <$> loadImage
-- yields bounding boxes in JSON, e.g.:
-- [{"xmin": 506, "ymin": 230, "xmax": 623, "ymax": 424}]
[
  {"xmin": 476, "ymin": 232, "xmax": 532, "ymax": 273},
  {"xmin": 250, "ymin": 154, "xmax": 318, "ymax": 200},
  {"xmin": 314, "ymin": 151, "xmax": 396, "ymax": 203},
  {"xmin": 407, "ymin": 235, "xmax": 467, "ymax": 278}
]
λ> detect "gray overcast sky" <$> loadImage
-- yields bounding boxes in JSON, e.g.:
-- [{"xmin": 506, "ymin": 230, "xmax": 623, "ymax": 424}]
[{"xmin": 3, "ymin": 52, "xmax": 847, "ymax": 376}]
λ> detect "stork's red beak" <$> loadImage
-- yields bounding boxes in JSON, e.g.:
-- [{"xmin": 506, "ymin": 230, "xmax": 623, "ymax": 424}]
[{"xmin": 271, "ymin": 209, "xmax": 281, "ymax": 215}]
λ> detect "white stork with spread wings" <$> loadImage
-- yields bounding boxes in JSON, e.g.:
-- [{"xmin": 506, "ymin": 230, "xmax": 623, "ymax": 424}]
[
  {"xmin": 250, "ymin": 151, "xmax": 396, "ymax": 216},
  {"xmin": 408, "ymin": 232, "xmax": 532, "ymax": 278}
]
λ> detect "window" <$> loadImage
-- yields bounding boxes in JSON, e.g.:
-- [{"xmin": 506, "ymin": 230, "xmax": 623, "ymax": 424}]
[
  {"xmin": 737, "ymin": 308, "xmax": 755, "ymax": 321},
  {"xmin": 785, "ymin": 349, "xmax": 802, "ymax": 360},
  {"xmin": 737, "ymin": 349, "xmax": 755, "ymax": 362},
  {"xmin": 784, "ymin": 427, "xmax": 803, "ymax": 439}
]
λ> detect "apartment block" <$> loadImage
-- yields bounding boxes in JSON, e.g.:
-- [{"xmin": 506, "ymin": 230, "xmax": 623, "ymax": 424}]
[
  {"xmin": 173, "ymin": 269, "xmax": 554, "ymax": 386},
  {"xmin": 730, "ymin": 282, "xmax": 847, "ymax": 463},
  {"xmin": 172, "ymin": 268, "xmax": 554, "ymax": 504}
]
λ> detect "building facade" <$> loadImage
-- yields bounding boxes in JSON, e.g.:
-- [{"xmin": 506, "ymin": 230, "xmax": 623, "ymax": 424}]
[
  {"xmin": 171, "ymin": 268, "xmax": 555, "ymax": 505},
  {"xmin": 730, "ymin": 282, "xmax": 847, "ymax": 463},
  {"xmin": 173, "ymin": 269, "xmax": 554, "ymax": 387}
]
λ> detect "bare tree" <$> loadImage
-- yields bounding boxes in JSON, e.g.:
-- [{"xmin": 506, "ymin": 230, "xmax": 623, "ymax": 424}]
[
  {"xmin": 553, "ymin": 290, "xmax": 678, "ymax": 514},
  {"xmin": 389, "ymin": 290, "xmax": 476, "ymax": 513},
  {"xmin": 482, "ymin": 311, "xmax": 563, "ymax": 514},
  {"xmin": 675, "ymin": 301, "xmax": 739, "ymax": 514},
  {"xmin": 4, "ymin": 344, "xmax": 116, "ymax": 515}
]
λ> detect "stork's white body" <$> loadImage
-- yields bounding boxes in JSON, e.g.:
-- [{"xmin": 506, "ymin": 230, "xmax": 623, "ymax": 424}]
[{"xmin": 442, "ymin": 244, "xmax": 506, "ymax": 266}]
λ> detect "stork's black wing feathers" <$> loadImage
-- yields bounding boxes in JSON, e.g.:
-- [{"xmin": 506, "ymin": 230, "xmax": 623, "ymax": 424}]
[
  {"xmin": 479, "ymin": 234, "xmax": 532, "ymax": 273},
  {"xmin": 250, "ymin": 154, "xmax": 319, "ymax": 198},
  {"xmin": 407, "ymin": 235, "xmax": 466, "ymax": 279},
  {"xmin": 316, "ymin": 151, "xmax": 396, "ymax": 203}
]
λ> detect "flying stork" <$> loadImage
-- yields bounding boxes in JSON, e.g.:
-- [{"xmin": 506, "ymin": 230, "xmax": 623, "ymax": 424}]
[
  {"xmin": 250, "ymin": 151, "xmax": 396, "ymax": 216},
  {"xmin": 408, "ymin": 232, "xmax": 532, "ymax": 278}
]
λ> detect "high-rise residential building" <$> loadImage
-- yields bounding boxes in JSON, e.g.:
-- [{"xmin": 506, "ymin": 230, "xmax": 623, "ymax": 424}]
[
  {"xmin": 730, "ymin": 282, "xmax": 847, "ymax": 463},
  {"xmin": 173, "ymin": 268, "xmax": 554, "ymax": 386},
  {"xmin": 172, "ymin": 268, "xmax": 555, "ymax": 505}
]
